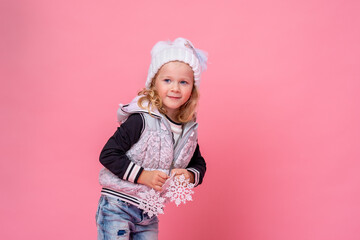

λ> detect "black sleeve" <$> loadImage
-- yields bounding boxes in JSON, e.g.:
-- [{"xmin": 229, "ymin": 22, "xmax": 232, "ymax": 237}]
[
  {"xmin": 99, "ymin": 113, "xmax": 144, "ymax": 183},
  {"xmin": 186, "ymin": 143, "xmax": 207, "ymax": 186}
]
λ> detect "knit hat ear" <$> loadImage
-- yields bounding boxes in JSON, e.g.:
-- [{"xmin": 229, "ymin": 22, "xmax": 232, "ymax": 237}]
[{"xmin": 146, "ymin": 37, "xmax": 208, "ymax": 89}]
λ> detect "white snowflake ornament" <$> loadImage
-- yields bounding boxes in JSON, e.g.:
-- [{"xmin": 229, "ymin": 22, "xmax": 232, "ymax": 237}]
[
  {"xmin": 165, "ymin": 174, "xmax": 195, "ymax": 206},
  {"xmin": 138, "ymin": 189, "xmax": 165, "ymax": 217}
]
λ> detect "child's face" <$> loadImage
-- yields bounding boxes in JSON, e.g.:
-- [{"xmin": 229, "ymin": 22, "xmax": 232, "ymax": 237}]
[{"xmin": 154, "ymin": 61, "xmax": 194, "ymax": 116}]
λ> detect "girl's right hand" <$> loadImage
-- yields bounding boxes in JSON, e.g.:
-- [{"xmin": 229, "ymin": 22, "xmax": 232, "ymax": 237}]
[{"xmin": 137, "ymin": 170, "xmax": 169, "ymax": 191}]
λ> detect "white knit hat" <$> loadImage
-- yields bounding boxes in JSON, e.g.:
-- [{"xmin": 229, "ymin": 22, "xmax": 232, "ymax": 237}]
[{"xmin": 145, "ymin": 37, "xmax": 208, "ymax": 89}]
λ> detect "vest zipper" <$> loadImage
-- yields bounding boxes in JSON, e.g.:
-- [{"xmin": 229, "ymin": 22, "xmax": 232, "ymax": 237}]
[{"xmin": 170, "ymin": 122, "xmax": 198, "ymax": 170}]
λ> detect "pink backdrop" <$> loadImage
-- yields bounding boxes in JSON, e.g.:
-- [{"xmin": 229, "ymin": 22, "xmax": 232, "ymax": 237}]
[{"xmin": 1, "ymin": 0, "xmax": 360, "ymax": 239}]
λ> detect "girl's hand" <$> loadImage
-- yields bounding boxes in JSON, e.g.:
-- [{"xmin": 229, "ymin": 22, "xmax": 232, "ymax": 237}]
[
  {"xmin": 137, "ymin": 170, "xmax": 169, "ymax": 191},
  {"xmin": 170, "ymin": 168, "xmax": 195, "ymax": 184}
]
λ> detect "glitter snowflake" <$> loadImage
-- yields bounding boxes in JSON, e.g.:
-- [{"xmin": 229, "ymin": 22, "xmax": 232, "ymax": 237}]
[
  {"xmin": 165, "ymin": 174, "xmax": 195, "ymax": 206},
  {"xmin": 138, "ymin": 189, "xmax": 165, "ymax": 217}
]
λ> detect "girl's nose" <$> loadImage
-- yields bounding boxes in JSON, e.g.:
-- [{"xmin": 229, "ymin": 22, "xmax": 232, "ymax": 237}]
[{"xmin": 171, "ymin": 83, "xmax": 180, "ymax": 92}]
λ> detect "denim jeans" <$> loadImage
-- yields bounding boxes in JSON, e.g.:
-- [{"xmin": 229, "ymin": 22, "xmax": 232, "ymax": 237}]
[{"xmin": 96, "ymin": 195, "xmax": 159, "ymax": 240}]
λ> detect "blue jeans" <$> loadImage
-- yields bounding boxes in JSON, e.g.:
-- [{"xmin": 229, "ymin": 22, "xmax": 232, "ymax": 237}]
[{"xmin": 96, "ymin": 195, "xmax": 159, "ymax": 240}]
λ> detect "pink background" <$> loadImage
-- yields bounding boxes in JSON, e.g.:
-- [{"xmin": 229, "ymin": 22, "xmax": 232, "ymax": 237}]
[{"xmin": 1, "ymin": 0, "xmax": 360, "ymax": 239}]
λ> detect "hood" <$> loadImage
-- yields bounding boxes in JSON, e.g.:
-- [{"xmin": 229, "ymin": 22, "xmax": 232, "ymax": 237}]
[{"xmin": 117, "ymin": 95, "xmax": 161, "ymax": 123}]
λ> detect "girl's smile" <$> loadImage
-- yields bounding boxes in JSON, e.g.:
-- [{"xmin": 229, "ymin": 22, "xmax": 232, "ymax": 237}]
[{"xmin": 154, "ymin": 61, "xmax": 194, "ymax": 119}]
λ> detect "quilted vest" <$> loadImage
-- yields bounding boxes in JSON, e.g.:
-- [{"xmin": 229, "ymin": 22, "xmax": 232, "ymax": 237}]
[{"xmin": 98, "ymin": 96, "xmax": 198, "ymax": 199}]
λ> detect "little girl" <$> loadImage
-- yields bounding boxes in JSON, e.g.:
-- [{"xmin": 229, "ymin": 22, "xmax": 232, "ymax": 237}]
[{"xmin": 96, "ymin": 37, "xmax": 207, "ymax": 240}]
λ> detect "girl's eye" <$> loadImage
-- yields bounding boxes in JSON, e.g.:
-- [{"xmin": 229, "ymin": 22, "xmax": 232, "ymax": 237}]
[
  {"xmin": 164, "ymin": 79, "xmax": 171, "ymax": 83},
  {"xmin": 180, "ymin": 81, "xmax": 188, "ymax": 85}
]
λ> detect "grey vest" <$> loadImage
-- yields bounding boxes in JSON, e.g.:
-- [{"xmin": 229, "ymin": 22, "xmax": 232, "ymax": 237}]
[{"xmin": 99, "ymin": 96, "xmax": 198, "ymax": 199}]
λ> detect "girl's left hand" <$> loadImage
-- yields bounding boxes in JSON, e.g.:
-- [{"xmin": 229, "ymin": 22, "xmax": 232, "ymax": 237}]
[{"xmin": 170, "ymin": 169, "xmax": 195, "ymax": 184}]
